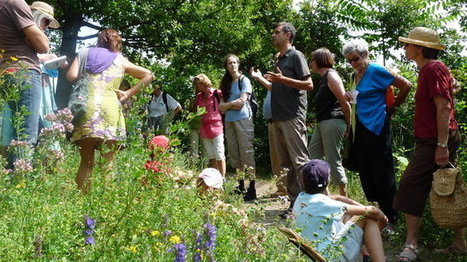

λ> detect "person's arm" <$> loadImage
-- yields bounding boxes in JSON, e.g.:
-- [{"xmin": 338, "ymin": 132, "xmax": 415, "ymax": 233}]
[
  {"xmin": 23, "ymin": 25, "xmax": 49, "ymax": 54},
  {"xmin": 264, "ymin": 67, "xmax": 313, "ymax": 91},
  {"xmin": 117, "ymin": 58, "xmax": 153, "ymax": 102},
  {"xmin": 250, "ymin": 67, "xmax": 272, "ymax": 90},
  {"xmin": 221, "ymin": 92, "xmax": 248, "ymax": 111},
  {"xmin": 346, "ymin": 205, "xmax": 388, "ymax": 230},
  {"xmin": 172, "ymin": 105, "xmax": 182, "ymax": 115},
  {"xmin": 433, "ymin": 95, "xmax": 451, "ymax": 166},
  {"xmin": 327, "ymin": 71, "xmax": 351, "ymax": 131},
  {"xmin": 66, "ymin": 57, "xmax": 79, "ymax": 83},
  {"xmin": 331, "ymin": 195, "xmax": 363, "ymax": 206},
  {"xmin": 392, "ymin": 74, "xmax": 412, "ymax": 107}
]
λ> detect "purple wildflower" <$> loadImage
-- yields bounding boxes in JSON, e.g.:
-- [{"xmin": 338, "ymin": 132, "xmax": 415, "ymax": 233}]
[
  {"xmin": 85, "ymin": 236, "xmax": 95, "ymax": 245},
  {"xmin": 84, "ymin": 215, "xmax": 95, "ymax": 229},
  {"xmin": 174, "ymin": 243, "xmax": 187, "ymax": 262},
  {"xmin": 204, "ymin": 223, "xmax": 216, "ymax": 251},
  {"xmin": 83, "ymin": 229, "xmax": 93, "ymax": 236},
  {"xmin": 163, "ymin": 230, "xmax": 172, "ymax": 236},
  {"xmin": 193, "ymin": 232, "xmax": 203, "ymax": 262}
]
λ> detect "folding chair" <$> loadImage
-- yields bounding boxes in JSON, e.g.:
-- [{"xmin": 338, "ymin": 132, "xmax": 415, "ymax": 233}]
[{"xmin": 278, "ymin": 227, "xmax": 327, "ymax": 262}]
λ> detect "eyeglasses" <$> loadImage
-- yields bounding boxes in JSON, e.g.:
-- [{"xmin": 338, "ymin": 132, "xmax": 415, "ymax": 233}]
[{"xmin": 346, "ymin": 55, "xmax": 361, "ymax": 64}]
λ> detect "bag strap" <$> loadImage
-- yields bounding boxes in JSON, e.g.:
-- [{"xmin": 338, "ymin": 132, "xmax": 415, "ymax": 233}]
[
  {"xmin": 77, "ymin": 48, "xmax": 89, "ymax": 79},
  {"xmin": 212, "ymin": 90, "xmax": 220, "ymax": 111},
  {"xmin": 162, "ymin": 92, "xmax": 169, "ymax": 113}
]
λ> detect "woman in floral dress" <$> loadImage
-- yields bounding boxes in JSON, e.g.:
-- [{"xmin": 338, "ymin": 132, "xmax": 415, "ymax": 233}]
[{"xmin": 67, "ymin": 29, "xmax": 153, "ymax": 193}]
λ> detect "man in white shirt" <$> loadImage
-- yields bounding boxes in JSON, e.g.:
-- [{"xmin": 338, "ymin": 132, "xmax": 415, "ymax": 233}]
[{"xmin": 146, "ymin": 82, "xmax": 181, "ymax": 135}]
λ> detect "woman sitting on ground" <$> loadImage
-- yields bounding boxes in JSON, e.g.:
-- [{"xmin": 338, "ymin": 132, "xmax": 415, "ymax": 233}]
[{"xmin": 293, "ymin": 159, "xmax": 388, "ymax": 262}]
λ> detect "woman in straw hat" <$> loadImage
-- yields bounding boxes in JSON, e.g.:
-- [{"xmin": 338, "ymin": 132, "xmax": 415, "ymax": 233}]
[
  {"xmin": 30, "ymin": 2, "xmax": 67, "ymax": 144},
  {"xmin": 341, "ymin": 39, "xmax": 411, "ymax": 230},
  {"xmin": 394, "ymin": 27, "xmax": 464, "ymax": 261}
]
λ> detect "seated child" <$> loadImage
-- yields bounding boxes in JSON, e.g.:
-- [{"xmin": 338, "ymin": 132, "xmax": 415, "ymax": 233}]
[
  {"xmin": 293, "ymin": 159, "xmax": 388, "ymax": 262},
  {"xmin": 197, "ymin": 168, "xmax": 224, "ymax": 194}
]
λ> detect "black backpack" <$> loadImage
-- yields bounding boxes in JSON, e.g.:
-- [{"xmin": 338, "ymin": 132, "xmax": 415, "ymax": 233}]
[{"xmin": 238, "ymin": 75, "xmax": 259, "ymax": 118}]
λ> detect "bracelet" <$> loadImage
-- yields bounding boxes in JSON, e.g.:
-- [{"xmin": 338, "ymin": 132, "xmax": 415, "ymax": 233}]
[{"xmin": 437, "ymin": 142, "xmax": 448, "ymax": 148}]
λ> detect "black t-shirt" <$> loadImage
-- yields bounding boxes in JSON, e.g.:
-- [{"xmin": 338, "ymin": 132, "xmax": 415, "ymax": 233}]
[{"xmin": 314, "ymin": 70, "xmax": 344, "ymax": 122}]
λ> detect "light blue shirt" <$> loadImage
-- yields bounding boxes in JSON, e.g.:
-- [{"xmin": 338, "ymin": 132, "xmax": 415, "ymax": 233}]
[
  {"xmin": 263, "ymin": 90, "xmax": 272, "ymax": 120},
  {"xmin": 356, "ymin": 63, "xmax": 395, "ymax": 135},
  {"xmin": 225, "ymin": 76, "xmax": 252, "ymax": 122},
  {"xmin": 293, "ymin": 193, "xmax": 348, "ymax": 260}
]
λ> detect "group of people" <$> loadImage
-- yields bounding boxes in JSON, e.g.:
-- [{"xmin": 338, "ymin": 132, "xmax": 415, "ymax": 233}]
[
  {"xmin": 1, "ymin": 0, "xmax": 464, "ymax": 260},
  {"xmin": 289, "ymin": 27, "xmax": 464, "ymax": 261}
]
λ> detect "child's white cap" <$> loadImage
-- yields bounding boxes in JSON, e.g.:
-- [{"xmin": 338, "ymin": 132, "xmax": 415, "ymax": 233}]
[{"xmin": 198, "ymin": 168, "xmax": 223, "ymax": 189}]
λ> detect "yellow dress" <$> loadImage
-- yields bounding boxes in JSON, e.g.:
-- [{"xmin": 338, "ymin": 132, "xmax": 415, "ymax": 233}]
[{"xmin": 71, "ymin": 55, "xmax": 126, "ymax": 142}]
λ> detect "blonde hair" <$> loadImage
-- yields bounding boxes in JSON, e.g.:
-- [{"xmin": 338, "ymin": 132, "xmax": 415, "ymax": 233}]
[{"xmin": 192, "ymin": 74, "xmax": 212, "ymax": 88}]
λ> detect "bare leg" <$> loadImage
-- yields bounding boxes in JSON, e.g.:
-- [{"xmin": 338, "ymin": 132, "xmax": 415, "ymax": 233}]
[
  {"xmin": 354, "ymin": 217, "xmax": 385, "ymax": 262},
  {"xmin": 101, "ymin": 140, "xmax": 117, "ymax": 183},
  {"xmin": 339, "ymin": 183, "xmax": 347, "ymax": 197},
  {"xmin": 404, "ymin": 213, "xmax": 421, "ymax": 247},
  {"xmin": 452, "ymin": 227, "xmax": 466, "ymax": 251},
  {"xmin": 215, "ymin": 159, "xmax": 226, "ymax": 176},
  {"xmin": 75, "ymin": 138, "xmax": 96, "ymax": 194}
]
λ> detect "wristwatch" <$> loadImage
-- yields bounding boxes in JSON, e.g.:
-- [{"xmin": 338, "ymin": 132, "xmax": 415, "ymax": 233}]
[{"xmin": 437, "ymin": 142, "xmax": 448, "ymax": 148}]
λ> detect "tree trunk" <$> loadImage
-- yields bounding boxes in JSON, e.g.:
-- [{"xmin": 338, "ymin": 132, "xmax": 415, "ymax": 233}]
[{"xmin": 55, "ymin": 13, "xmax": 83, "ymax": 109}]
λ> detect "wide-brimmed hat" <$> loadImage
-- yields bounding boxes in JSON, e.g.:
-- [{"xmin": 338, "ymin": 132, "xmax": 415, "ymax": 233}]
[
  {"xmin": 398, "ymin": 27, "xmax": 445, "ymax": 50},
  {"xmin": 198, "ymin": 168, "xmax": 224, "ymax": 189},
  {"xmin": 30, "ymin": 1, "xmax": 60, "ymax": 29}
]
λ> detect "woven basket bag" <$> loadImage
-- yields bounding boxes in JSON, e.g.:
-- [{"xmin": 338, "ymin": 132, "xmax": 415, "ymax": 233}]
[{"xmin": 429, "ymin": 165, "xmax": 467, "ymax": 228}]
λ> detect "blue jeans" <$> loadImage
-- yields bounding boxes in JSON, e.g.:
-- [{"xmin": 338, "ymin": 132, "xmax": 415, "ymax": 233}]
[{"xmin": 6, "ymin": 70, "xmax": 42, "ymax": 145}]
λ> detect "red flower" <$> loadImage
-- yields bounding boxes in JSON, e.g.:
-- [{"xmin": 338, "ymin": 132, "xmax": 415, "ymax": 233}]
[{"xmin": 145, "ymin": 160, "xmax": 162, "ymax": 172}]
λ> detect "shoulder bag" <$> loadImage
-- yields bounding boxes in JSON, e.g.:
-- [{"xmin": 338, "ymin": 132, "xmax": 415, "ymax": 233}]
[
  {"xmin": 68, "ymin": 48, "xmax": 89, "ymax": 125},
  {"xmin": 429, "ymin": 163, "xmax": 467, "ymax": 228}
]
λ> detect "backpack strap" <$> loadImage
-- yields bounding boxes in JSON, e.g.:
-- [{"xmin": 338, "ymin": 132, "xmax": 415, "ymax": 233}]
[
  {"xmin": 212, "ymin": 90, "xmax": 221, "ymax": 111},
  {"xmin": 162, "ymin": 92, "xmax": 169, "ymax": 113}
]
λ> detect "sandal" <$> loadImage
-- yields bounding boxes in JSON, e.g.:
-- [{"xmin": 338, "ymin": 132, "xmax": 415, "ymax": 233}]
[
  {"xmin": 434, "ymin": 245, "xmax": 467, "ymax": 256},
  {"xmin": 396, "ymin": 245, "xmax": 418, "ymax": 261}
]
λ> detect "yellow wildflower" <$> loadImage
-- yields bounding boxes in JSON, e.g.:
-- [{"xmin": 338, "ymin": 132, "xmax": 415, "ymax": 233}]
[
  {"xmin": 169, "ymin": 235, "xmax": 181, "ymax": 244},
  {"xmin": 127, "ymin": 246, "xmax": 137, "ymax": 253},
  {"xmin": 10, "ymin": 56, "xmax": 18, "ymax": 61},
  {"xmin": 15, "ymin": 181, "xmax": 26, "ymax": 188},
  {"xmin": 153, "ymin": 242, "xmax": 163, "ymax": 251},
  {"xmin": 150, "ymin": 230, "xmax": 161, "ymax": 237}
]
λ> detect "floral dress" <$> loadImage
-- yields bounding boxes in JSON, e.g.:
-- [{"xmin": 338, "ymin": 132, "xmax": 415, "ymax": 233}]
[{"xmin": 71, "ymin": 55, "xmax": 126, "ymax": 142}]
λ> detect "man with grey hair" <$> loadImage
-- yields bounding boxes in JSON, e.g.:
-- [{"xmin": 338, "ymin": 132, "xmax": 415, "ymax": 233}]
[{"xmin": 252, "ymin": 22, "xmax": 313, "ymax": 217}]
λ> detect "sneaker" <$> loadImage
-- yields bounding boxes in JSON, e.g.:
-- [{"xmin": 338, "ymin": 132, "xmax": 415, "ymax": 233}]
[{"xmin": 243, "ymin": 187, "xmax": 257, "ymax": 201}]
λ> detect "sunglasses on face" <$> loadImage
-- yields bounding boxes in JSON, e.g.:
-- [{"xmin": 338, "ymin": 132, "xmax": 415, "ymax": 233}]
[{"xmin": 346, "ymin": 55, "xmax": 361, "ymax": 64}]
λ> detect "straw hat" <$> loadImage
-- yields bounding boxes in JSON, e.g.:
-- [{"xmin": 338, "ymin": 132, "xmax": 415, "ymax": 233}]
[
  {"xmin": 398, "ymin": 27, "xmax": 445, "ymax": 50},
  {"xmin": 30, "ymin": 1, "xmax": 60, "ymax": 29}
]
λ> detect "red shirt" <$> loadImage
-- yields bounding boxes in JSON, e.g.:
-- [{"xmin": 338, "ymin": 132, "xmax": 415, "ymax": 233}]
[
  {"xmin": 196, "ymin": 89, "xmax": 223, "ymax": 139},
  {"xmin": 414, "ymin": 61, "xmax": 457, "ymax": 138}
]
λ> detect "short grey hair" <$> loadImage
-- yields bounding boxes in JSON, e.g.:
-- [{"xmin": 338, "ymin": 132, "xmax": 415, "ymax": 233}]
[{"xmin": 342, "ymin": 39, "xmax": 369, "ymax": 56}]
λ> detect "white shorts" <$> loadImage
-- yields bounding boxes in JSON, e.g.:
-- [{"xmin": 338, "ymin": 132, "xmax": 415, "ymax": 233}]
[
  {"xmin": 201, "ymin": 134, "xmax": 225, "ymax": 160},
  {"xmin": 334, "ymin": 220, "xmax": 364, "ymax": 261}
]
